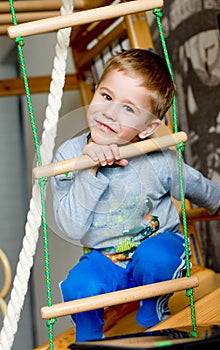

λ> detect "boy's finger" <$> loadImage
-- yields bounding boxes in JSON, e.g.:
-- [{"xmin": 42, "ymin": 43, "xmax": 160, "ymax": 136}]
[
  {"xmin": 110, "ymin": 144, "xmax": 121, "ymax": 160},
  {"xmin": 115, "ymin": 159, "xmax": 128, "ymax": 167}
]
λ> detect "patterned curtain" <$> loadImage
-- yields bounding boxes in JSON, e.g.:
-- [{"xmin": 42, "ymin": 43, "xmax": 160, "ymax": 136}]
[{"xmin": 151, "ymin": 0, "xmax": 220, "ymax": 271}]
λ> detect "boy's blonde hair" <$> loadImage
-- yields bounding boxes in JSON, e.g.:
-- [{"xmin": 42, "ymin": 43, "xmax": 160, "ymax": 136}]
[{"xmin": 99, "ymin": 49, "xmax": 175, "ymax": 119}]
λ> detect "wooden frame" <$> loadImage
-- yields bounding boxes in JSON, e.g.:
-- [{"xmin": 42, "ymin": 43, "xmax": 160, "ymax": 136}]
[{"xmin": 7, "ymin": 0, "xmax": 164, "ymax": 38}]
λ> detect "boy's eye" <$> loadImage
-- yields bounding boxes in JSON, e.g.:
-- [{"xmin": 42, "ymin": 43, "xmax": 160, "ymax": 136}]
[
  {"xmin": 123, "ymin": 105, "xmax": 134, "ymax": 113},
  {"xmin": 102, "ymin": 93, "xmax": 112, "ymax": 101}
]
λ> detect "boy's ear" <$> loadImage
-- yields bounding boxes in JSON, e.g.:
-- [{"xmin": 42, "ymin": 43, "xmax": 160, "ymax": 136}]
[{"xmin": 138, "ymin": 119, "xmax": 162, "ymax": 139}]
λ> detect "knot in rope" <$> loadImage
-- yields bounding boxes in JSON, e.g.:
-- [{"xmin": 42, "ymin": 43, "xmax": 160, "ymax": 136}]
[
  {"xmin": 38, "ymin": 177, "xmax": 49, "ymax": 187},
  {"xmin": 177, "ymin": 142, "xmax": 185, "ymax": 152},
  {"xmin": 190, "ymin": 330, "xmax": 198, "ymax": 338},
  {"xmin": 186, "ymin": 288, "xmax": 193, "ymax": 297},
  {"xmin": 15, "ymin": 36, "xmax": 24, "ymax": 46},
  {"xmin": 153, "ymin": 8, "xmax": 163, "ymax": 17},
  {"xmin": 46, "ymin": 318, "xmax": 57, "ymax": 328}
]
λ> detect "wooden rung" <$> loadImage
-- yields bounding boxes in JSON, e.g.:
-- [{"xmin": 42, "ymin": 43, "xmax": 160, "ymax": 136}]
[
  {"xmin": 33, "ymin": 131, "xmax": 187, "ymax": 179},
  {"xmin": 0, "ymin": 11, "xmax": 61, "ymax": 24},
  {"xmin": 0, "ymin": 74, "xmax": 79, "ymax": 97},
  {"xmin": 183, "ymin": 207, "xmax": 220, "ymax": 222},
  {"xmin": 0, "ymin": 0, "xmax": 106, "ymax": 13},
  {"xmin": 7, "ymin": 0, "xmax": 164, "ymax": 38},
  {"xmin": 0, "ymin": 1, "xmax": 62, "ymax": 13},
  {"xmin": 41, "ymin": 276, "xmax": 199, "ymax": 319}
]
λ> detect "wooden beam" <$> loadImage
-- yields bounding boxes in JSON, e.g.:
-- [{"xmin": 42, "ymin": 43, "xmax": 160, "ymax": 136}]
[
  {"xmin": 71, "ymin": 18, "xmax": 117, "ymax": 50},
  {"xmin": 185, "ymin": 208, "xmax": 220, "ymax": 222},
  {"xmin": 41, "ymin": 276, "xmax": 199, "ymax": 319},
  {"xmin": 0, "ymin": 25, "xmax": 9, "ymax": 36},
  {"xmin": 0, "ymin": 0, "xmax": 62, "ymax": 13},
  {"xmin": 70, "ymin": 0, "xmax": 114, "ymax": 43},
  {"xmin": 125, "ymin": 11, "xmax": 154, "ymax": 49},
  {"xmin": 0, "ymin": 0, "xmax": 108, "ymax": 13},
  {"xmin": 7, "ymin": 0, "xmax": 164, "ymax": 38},
  {"xmin": 0, "ymin": 0, "xmax": 113, "ymax": 35},
  {"xmin": 0, "ymin": 11, "xmax": 60, "ymax": 24},
  {"xmin": 33, "ymin": 132, "xmax": 188, "ymax": 179},
  {"xmin": 0, "ymin": 74, "xmax": 79, "ymax": 97},
  {"xmin": 73, "ymin": 21, "xmax": 126, "ymax": 69}
]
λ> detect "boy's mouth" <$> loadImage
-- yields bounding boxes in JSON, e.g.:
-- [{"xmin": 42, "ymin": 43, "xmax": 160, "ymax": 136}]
[{"xmin": 97, "ymin": 121, "xmax": 116, "ymax": 134}]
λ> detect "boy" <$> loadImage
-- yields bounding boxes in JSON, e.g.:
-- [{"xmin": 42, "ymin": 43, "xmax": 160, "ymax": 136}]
[{"xmin": 51, "ymin": 49, "xmax": 220, "ymax": 342}]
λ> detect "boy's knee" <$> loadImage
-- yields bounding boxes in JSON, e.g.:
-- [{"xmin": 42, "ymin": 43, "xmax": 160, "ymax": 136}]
[{"xmin": 60, "ymin": 274, "xmax": 103, "ymax": 301}]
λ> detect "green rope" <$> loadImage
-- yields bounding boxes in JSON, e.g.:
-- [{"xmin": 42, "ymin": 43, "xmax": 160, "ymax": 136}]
[
  {"xmin": 8, "ymin": 1, "xmax": 56, "ymax": 348},
  {"xmin": 8, "ymin": 0, "xmax": 197, "ymax": 343},
  {"xmin": 153, "ymin": 8, "xmax": 197, "ymax": 337}
]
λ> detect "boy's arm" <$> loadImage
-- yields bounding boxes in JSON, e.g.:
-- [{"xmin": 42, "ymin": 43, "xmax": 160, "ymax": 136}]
[
  {"xmin": 165, "ymin": 151, "xmax": 220, "ymax": 214},
  {"xmin": 51, "ymin": 140, "xmax": 110, "ymax": 240},
  {"xmin": 183, "ymin": 163, "xmax": 220, "ymax": 215}
]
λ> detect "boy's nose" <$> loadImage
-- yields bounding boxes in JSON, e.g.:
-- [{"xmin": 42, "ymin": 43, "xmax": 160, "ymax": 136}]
[{"xmin": 103, "ymin": 102, "xmax": 120, "ymax": 120}]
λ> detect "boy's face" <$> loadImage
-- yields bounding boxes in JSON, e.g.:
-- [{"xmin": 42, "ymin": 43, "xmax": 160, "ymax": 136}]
[{"xmin": 87, "ymin": 69, "xmax": 161, "ymax": 145}]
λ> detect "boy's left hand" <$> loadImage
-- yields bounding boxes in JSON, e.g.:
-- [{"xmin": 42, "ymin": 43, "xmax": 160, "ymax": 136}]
[{"xmin": 83, "ymin": 142, "xmax": 128, "ymax": 167}]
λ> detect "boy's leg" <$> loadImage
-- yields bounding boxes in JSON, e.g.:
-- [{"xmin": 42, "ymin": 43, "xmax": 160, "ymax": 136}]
[
  {"xmin": 127, "ymin": 232, "xmax": 186, "ymax": 328},
  {"xmin": 60, "ymin": 250, "xmax": 128, "ymax": 342}
]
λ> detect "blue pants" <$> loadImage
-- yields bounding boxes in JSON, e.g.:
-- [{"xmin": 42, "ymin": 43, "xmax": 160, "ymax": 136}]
[{"xmin": 60, "ymin": 232, "xmax": 186, "ymax": 342}]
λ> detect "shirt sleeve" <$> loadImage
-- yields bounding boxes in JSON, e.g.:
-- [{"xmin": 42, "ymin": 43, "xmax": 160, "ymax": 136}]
[
  {"xmin": 161, "ymin": 149, "xmax": 220, "ymax": 215},
  {"xmin": 50, "ymin": 137, "xmax": 110, "ymax": 240},
  {"xmin": 182, "ymin": 163, "xmax": 220, "ymax": 214}
]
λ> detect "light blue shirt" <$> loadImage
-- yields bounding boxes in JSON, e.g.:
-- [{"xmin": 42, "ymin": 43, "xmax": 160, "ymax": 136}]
[{"xmin": 51, "ymin": 133, "xmax": 220, "ymax": 249}]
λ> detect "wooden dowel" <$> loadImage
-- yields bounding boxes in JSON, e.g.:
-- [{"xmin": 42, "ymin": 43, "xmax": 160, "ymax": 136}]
[
  {"xmin": 183, "ymin": 208, "xmax": 220, "ymax": 222},
  {"xmin": 0, "ymin": 0, "xmax": 99, "ymax": 13},
  {"xmin": 33, "ymin": 131, "xmax": 187, "ymax": 180},
  {"xmin": 41, "ymin": 276, "xmax": 199, "ymax": 319},
  {"xmin": 7, "ymin": 0, "xmax": 163, "ymax": 38},
  {"xmin": 0, "ymin": 74, "xmax": 79, "ymax": 97},
  {"xmin": 0, "ymin": 25, "xmax": 9, "ymax": 36},
  {"xmin": 0, "ymin": 0, "xmax": 62, "ymax": 13},
  {"xmin": 0, "ymin": 11, "xmax": 60, "ymax": 24}
]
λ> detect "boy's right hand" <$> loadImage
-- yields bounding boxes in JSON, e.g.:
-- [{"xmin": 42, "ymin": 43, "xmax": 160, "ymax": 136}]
[{"xmin": 83, "ymin": 142, "xmax": 128, "ymax": 167}]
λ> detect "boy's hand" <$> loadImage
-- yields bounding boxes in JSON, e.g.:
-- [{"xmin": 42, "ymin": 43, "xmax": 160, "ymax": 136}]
[{"xmin": 83, "ymin": 142, "xmax": 128, "ymax": 167}]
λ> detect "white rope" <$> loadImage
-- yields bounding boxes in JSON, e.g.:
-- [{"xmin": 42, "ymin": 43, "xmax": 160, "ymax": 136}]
[{"xmin": 0, "ymin": 1, "xmax": 74, "ymax": 348}]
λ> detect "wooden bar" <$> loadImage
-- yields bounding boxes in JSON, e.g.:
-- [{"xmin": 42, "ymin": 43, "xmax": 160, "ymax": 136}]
[
  {"xmin": 73, "ymin": 21, "xmax": 126, "ymax": 69},
  {"xmin": 0, "ymin": 0, "xmax": 106, "ymax": 13},
  {"xmin": 0, "ymin": 11, "xmax": 60, "ymax": 24},
  {"xmin": 0, "ymin": 0, "xmax": 61, "ymax": 13},
  {"xmin": 41, "ymin": 276, "xmax": 199, "ymax": 319},
  {"xmin": 125, "ymin": 11, "xmax": 154, "ymax": 49},
  {"xmin": 7, "ymin": 0, "xmax": 164, "ymax": 38},
  {"xmin": 0, "ymin": 74, "xmax": 79, "ymax": 97},
  {"xmin": 70, "ymin": 18, "xmax": 117, "ymax": 50},
  {"xmin": 33, "ymin": 131, "xmax": 187, "ymax": 179},
  {"xmin": 0, "ymin": 25, "xmax": 9, "ymax": 36},
  {"xmin": 184, "ymin": 208, "xmax": 220, "ymax": 222}
]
